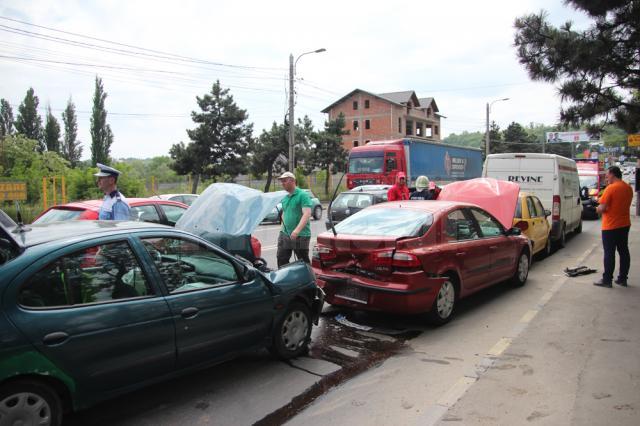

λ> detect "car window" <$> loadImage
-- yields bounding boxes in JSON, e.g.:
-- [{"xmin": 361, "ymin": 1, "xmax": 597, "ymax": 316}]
[
  {"xmin": 470, "ymin": 209, "xmax": 503, "ymax": 237},
  {"xmin": 34, "ymin": 208, "xmax": 84, "ymax": 224},
  {"xmin": 160, "ymin": 204, "xmax": 187, "ymax": 226},
  {"xmin": 526, "ymin": 197, "xmax": 539, "ymax": 218},
  {"xmin": 182, "ymin": 195, "xmax": 197, "ymax": 206},
  {"xmin": 533, "ymin": 198, "xmax": 546, "ymax": 217},
  {"xmin": 18, "ymin": 241, "xmax": 154, "ymax": 308},
  {"xmin": 333, "ymin": 193, "xmax": 374, "ymax": 209},
  {"xmin": 515, "ymin": 198, "xmax": 522, "ymax": 218},
  {"xmin": 444, "ymin": 209, "xmax": 479, "ymax": 241},
  {"xmin": 334, "ymin": 207, "xmax": 433, "ymax": 237},
  {"xmin": 141, "ymin": 237, "xmax": 239, "ymax": 294},
  {"xmin": 130, "ymin": 205, "xmax": 161, "ymax": 223}
]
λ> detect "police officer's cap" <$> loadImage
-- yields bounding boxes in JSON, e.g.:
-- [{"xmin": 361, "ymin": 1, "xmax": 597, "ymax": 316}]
[{"xmin": 94, "ymin": 163, "xmax": 122, "ymax": 178}]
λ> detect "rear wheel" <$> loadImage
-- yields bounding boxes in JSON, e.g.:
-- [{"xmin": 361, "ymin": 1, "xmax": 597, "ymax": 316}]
[
  {"xmin": 575, "ymin": 219, "xmax": 582, "ymax": 234},
  {"xmin": 427, "ymin": 278, "xmax": 457, "ymax": 325},
  {"xmin": 543, "ymin": 236, "xmax": 552, "ymax": 258},
  {"xmin": 0, "ymin": 379, "xmax": 63, "ymax": 426},
  {"xmin": 313, "ymin": 205, "xmax": 322, "ymax": 220},
  {"xmin": 510, "ymin": 251, "xmax": 530, "ymax": 287},
  {"xmin": 555, "ymin": 225, "xmax": 566, "ymax": 249}
]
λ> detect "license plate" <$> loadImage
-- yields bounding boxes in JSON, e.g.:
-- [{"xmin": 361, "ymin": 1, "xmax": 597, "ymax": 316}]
[{"xmin": 335, "ymin": 284, "xmax": 368, "ymax": 304}]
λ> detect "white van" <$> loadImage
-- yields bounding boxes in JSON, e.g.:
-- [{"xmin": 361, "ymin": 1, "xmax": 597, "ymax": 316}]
[{"xmin": 483, "ymin": 153, "xmax": 582, "ymax": 247}]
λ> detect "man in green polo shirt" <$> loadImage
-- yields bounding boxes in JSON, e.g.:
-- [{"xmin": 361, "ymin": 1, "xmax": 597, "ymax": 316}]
[{"xmin": 277, "ymin": 171, "xmax": 313, "ymax": 267}]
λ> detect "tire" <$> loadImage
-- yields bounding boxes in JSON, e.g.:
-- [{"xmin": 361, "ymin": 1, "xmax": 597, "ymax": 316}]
[
  {"xmin": 510, "ymin": 250, "xmax": 530, "ymax": 287},
  {"xmin": 543, "ymin": 236, "xmax": 552, "ymax": 258},
  {"xmin": 555, "ymin": 226, "xmax": 566, "ymax": 249},
  {"xmin": 313, "ymin": 205, "xmax": 322, "ymax": 221},
  {"xmin": 270, "ymin": 302, "xmax": 312, "ymax": 359},
  {"xmin": 0, "ymin": 379, "xmax": 63, "ymax": 426},
  {"xmin": 427, "ymin": 277, "xmax": 457, "ymax": 326},
  {"xmin": 575, "ymin": 219, "xmax": 582, "ymax": 234}
]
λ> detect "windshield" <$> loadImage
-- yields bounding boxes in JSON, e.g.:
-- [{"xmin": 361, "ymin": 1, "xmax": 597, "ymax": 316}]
[
  {"xmin": 349, "ymin": 157, "xmax": 384, "ymax": 174},
  {"xmin": 335, "ymin": 207, "xmax": 433, "ymax": 237},
  {"xmin": 332, "ymin": 193, "xmax": 374, "ymax": 210},
  {"xmin": 579, "ymin": 176, "xmax": 598, "ymax": 189},
  {"xmin": 34, "ymin": 209, "xmax": 84, "ymax": 224}
]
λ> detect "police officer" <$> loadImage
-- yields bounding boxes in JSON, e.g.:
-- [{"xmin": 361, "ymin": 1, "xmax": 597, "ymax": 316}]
[{"xmin": 94, "ymin": 163, "xmax": 131, "ymax": 220}]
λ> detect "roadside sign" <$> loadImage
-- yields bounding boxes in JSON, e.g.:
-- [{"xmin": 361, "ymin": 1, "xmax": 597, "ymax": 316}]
[
  {"xmin": 0, "ymin": 182, "xmax": 27, "ymax": 201},
  {"xmin": 546, "ymin": 131, "xmax": 598, "ymax": 144},
  {"xmin": 628, "ymin": 134, "xmax": 640, "ymax": 147}
]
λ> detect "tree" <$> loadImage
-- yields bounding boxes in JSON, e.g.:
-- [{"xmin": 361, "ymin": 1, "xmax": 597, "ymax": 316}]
[
  {"xmin": 170, "ymin": 81, "xmax": 253, "ymax": 193},
  {"xmin": 43, "ymin": 105, "xmax": 61, "ymax": 153},
  {"xmin": 514, "ymin": 0, "xmax": 640, "ymax": 134},
  {"xmin": 489, "ymin": 121, "xmax": 502, "ymax": 143},
  {"xmin": 61, "ymin": 97, "xmax": 83, "ymax": 167},
  {"xmin": 90, "ymin": 76, "xmax": 114, "ymax": 165},
  {"xmin": 503, "ymin": 122, "xmax": 534, "ymax": 144},
  {"xmin": 250, "ymin": 122, "xmax": 288, "ymax": 192},
  {"xmin": 309, "ymin": 113, "xmax": 348, "ymax": 195},
  {"xmin": 0, "ymin": 99, "xmax": 14, "ymax": 138},
  {"xmin": 14, "ymin": 87, "xmax": 43, "ymax": 146}
]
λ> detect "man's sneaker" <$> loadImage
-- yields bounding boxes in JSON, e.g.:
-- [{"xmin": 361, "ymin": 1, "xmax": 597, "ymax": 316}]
[
  {"xmin": 614, "ymin": 278, "xmax": 628, "ymax": 287},
  {"xmin": 593, "ymin": 280, "xmax": 613, "ymax": 288}
]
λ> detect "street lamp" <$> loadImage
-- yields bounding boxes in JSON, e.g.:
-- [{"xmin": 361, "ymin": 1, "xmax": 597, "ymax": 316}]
[
  {"xmin": 485, "ymin": 98, "xmax": 510, "ymax": 157},
  {"xmin": 289, "ymin": 48, "xmax": 327, "ymax": 172}
]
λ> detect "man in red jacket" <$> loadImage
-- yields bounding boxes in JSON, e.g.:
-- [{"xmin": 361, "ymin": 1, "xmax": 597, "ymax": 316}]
[{"xmin": 387, "ymin": 172, "xmax": 410, "ymax": 201}]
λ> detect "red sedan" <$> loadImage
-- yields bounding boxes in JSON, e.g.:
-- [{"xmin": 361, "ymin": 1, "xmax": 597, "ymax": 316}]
[{"xmin": 312, "ymin": 179, "xmax": 530, "ymax": 324}]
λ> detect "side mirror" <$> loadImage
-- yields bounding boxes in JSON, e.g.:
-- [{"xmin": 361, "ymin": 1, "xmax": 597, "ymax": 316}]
[
  {"xmin": 544, "ymin": 209, "xmax": 551, "ymax": 217},
  {"xmin": 506, "ymin": 227, "xmax": 522, "ymax": 236},
  {"xmin": 242, "ymin": 265, "xmax": 256, "ymax": 282}
]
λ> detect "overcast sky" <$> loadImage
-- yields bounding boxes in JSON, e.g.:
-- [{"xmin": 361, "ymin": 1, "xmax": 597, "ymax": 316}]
[{"xmin": 0, "ymin": 0, "xmax": 590, "ymax": 160}]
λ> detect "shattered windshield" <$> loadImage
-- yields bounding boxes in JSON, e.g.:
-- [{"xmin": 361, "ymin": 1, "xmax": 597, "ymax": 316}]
[{"xmin": 335, "ymin": 207, "xmax": 433, "ymax": 237}]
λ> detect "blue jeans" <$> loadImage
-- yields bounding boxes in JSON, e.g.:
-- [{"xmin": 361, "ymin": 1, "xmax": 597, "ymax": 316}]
[{"xmin": 601, "ymin": 226, "xmax": 630, "ymax": 282}]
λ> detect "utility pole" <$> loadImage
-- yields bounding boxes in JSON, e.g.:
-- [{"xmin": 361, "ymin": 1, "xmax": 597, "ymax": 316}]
[
  {"xmin": 485, "ymin": 98, "xmax": 510, "ymax": 157},
  {"xmin": 288, "ymin": 54, "xmax": 295, "ymax": 172}
]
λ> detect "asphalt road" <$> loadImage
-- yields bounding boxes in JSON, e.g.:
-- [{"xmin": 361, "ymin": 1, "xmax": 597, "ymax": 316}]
[{"xmin": 65, "ymin": 212, "xmax": 605, "ymax": 425}]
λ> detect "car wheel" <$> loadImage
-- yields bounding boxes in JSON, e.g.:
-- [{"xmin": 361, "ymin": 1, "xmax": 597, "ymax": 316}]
[
  {"xmin": 555, "ymin": 226, "xmax": 566, "ymax": 249},
  {"xmin": 0, "ymin": 380, "xmax": 63, "ymax": 426},
  {"xmin": 313, "ymin": 205, "xmax": 322, "ymax": 221},
  {"xmin": 510, "ymin": 251, "xmax": 530, "ymax": 287},
  {"xmin": 270, "ymin": 302, "xmax": 312, "ymax": 359},
  {"xmin": 543, "ymin": 236, "xmax": 552, "ymax": 258},
  {"xmin": 575, "ymin": 219, "xmax": 582, "ymax": 234},
  {"xmin": 427, "ymin": 278, "xmax": 457, "ymax": 325}
]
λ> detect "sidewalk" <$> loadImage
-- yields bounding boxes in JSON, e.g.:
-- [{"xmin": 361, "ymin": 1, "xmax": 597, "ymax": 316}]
[{"xmin": 434, "ymin": 216, "xmax": 640, "ymax": 425}]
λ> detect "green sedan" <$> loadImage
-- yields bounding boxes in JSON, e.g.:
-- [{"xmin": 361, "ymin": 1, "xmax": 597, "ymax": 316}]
[{"xmin": 0, "ymin": 219, "xmax": 323, "ymax": 426}]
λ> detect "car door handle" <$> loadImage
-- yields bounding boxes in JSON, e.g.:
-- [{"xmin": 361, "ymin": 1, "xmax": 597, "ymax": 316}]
[
  {"xmin": 181, "ymin": 307, "xmax": 199, "ymax": 319},
  {"xmin": 489, "ymin": 246, "xmax": 498, "ymax": 250},
  {"xmin": 456, "ymin": 252, "xmax": 466, "ymax": 257},
  {"xmin": 43, "ymin": 332, "xmax": 69, "ymax": 346}
]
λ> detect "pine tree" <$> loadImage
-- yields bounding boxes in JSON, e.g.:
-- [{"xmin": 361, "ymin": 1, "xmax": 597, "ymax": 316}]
[
  {"xmin": 43, "ymin": 105, "xmax": 61, "ymax": 153},
  {"xmin": 61, "ymin": 97, "xmax": 83, "ymax": 167},
  {"xmin": 170, "ymin": 80, "xmax": 252, "ymax": 192},
  {"xmin": 310, "ymin": 113, "xmax": 348, "ymax": 195},
  {"xmin": 14, "ymin": 88, "xmax": 43, "ymax": 147},
  {"xmin": 90, "ymin": 76, "xmax": 113, "ymax": 165},
  {"xmin": 250, "ymin": 122, "xmax": 288, "ymax": 192},
  {"xmin": 0, "ymin": 99, "xmax": 14, "ymax": 138}
]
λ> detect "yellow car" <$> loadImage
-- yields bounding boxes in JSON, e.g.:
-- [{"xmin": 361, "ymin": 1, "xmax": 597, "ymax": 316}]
[{"xmin": 513, "ymin": 192, "xmax": 552, "ymax": 258}]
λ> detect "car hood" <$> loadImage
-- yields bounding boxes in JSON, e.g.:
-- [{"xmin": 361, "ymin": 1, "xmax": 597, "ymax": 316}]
[
  {"xmin": 266, "ymin": 262, "xmax": 316, "ymax": 292},
  {"xmin": 176, "ymin": 183, "xmax": 287, "ymax": 236},
  {"xmin": 438, "ymin": 177, "xmax": 520, "ymax": 229}
]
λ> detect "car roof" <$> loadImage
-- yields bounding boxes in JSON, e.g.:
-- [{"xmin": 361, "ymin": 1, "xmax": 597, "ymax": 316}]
[
  {"xmin": 47, "ymin": 198, "xmax": 188, "ymax": 211},
  {"xmin": 341, "ymin": 189, "xmax": 389, "ymax": 195},
  {"xmin": 368, "ymin": 200, "xmax": 474, "ymax": 213},
  {"xmin": 10, "ymin": 220, "xmax": 172, "ymax": 249}
]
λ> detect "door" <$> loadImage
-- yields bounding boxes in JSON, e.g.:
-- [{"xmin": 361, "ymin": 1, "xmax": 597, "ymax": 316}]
[
  {"xmin": 525, "ymin": 196, "xmax": 545, "ymax": 252},
  {"xmin": 139, "ymin": 236, "xmax": 273, "ymax": 369},
  {"xmin": 532, "ymin": 196, "xmax": 551, "ymax": 250},
  {"xmin": 6, "ymin": 239, "xmax": 176, "ymax": 393},
  {"xmin": 441, "ymin": 209, "xmax": 490, "ymax": 290},
  {"xmin": 469, "ymin": 208, "xmax": 515, "ymax": 283}
]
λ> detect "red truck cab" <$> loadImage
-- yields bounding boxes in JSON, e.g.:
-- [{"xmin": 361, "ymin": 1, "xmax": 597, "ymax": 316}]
[{"xmin": 347, "ymin": 140, "xmax": 405, "ymax": 189}]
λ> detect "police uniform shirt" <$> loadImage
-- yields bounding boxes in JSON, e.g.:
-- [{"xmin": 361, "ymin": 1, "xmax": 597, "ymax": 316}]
[{"xmin": 99, "ymin": 190, "xmax": 131, "ymax": 220}]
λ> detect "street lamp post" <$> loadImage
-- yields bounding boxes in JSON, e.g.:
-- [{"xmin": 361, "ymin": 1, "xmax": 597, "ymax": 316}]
[
  {"xmin": 485, "ymin": 98, "xmax": 510, "ymax": 157},
  {"xmin": 288, "ymin": 48, "xmax": 326, "ymax": 172}
]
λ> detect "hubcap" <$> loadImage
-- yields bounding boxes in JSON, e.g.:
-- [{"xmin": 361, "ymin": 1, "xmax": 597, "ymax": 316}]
[
  {"xmin": 281, "ymin": 310, "xmax": 309, "ymax": 351},
  {"xmin": 0, "ymin": 392, "xmax": 52, "ymax": 426},
  {"xmin": 436, "ymin": 280, "xmax": 455, "ymax": 319},
  {"xmin": 518, "ymin": 254, "xmax": 529, "ymax": 282}
]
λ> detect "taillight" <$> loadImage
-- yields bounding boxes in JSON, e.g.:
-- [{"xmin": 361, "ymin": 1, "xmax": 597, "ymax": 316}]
[
  {"xmin": 313, "ymin": 244, "xmax": 336, "ymax": 262},
  {"xmin": 392, "ymin": 252, "xmax": 421, "ymax": 268},
  {"xmin": 552, "ymin": 195, "xmax": 561, "ymax": 221},
  {"xmin": 250, "ymin": 236, "xmax": 261, "ymax": 259},
  {"xmin": 514, "ymin": 220, "xmax": 529, "ymax": 231},
  {"xmin": 372, "ymin": 250, "xmax": 394, "ymax": 266}
]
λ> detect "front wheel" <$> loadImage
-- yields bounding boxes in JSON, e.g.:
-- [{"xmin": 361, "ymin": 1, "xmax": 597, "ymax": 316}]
[
  {"xmin": 427, "ymin": 278, "xmax": 457, "ymax": 325},
  {"xmin": 269, "ymin": 302, "xmax": 312, "ymax": 359},
  {"xmin": 0, "ymin": 380, "xmax": 63, "ymax": 426},
  {"xmin": 313, "ymin": 205, "xmax": 322, "ymax": 220},
  {"xmin": 510, "ymin": 251, "xmax": 530, "ymax": 287}
]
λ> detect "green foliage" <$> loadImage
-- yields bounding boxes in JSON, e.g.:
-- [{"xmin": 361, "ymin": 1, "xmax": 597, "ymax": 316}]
[
  {"xmin": 111, "ymin": 162, "xmax": 145, "ymax": 197},
  {"xmin": 0, "ymin": 99, "xmax": 14, "ymax": 137},
  {"xmin": 90, "ymin": 76, "xmax": 113, "ymax": 165},
  {"xmin": 294, "ymin": 167, "xmax": 308, "ymax": 189},
  {"xmin": 44, "ymin": 106, "xmax": 61, "ymax": 153},
  {"xmin": 170, "ymin": 81, "xmax": 253, "ymax": 192},
  {"xmin": 309, "ymin": 113, "xmax": 348, "ymax": 195},
  {"xmin": 14, "ymin": 88, "xmax": 43, "ymax": 146},
  {"xmin": 514, "ymin": 0, "xmax": 640, "ymax": 133},
  {"xmin": 250, "ymin": 121, "xmax": 288, "ymax": 192},
  {"xmin": 442, "ymin": 131, "xmax": 483, "ymax": 148},
  {"xmin": 61, "ymin": 98, "xmax": 82, "ymax": 167}
]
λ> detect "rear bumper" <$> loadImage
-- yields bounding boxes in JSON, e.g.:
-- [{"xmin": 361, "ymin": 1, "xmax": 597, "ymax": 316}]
[{"xmin": 314, "ymin": 270, "xmax": 446, "ymax": 315}]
